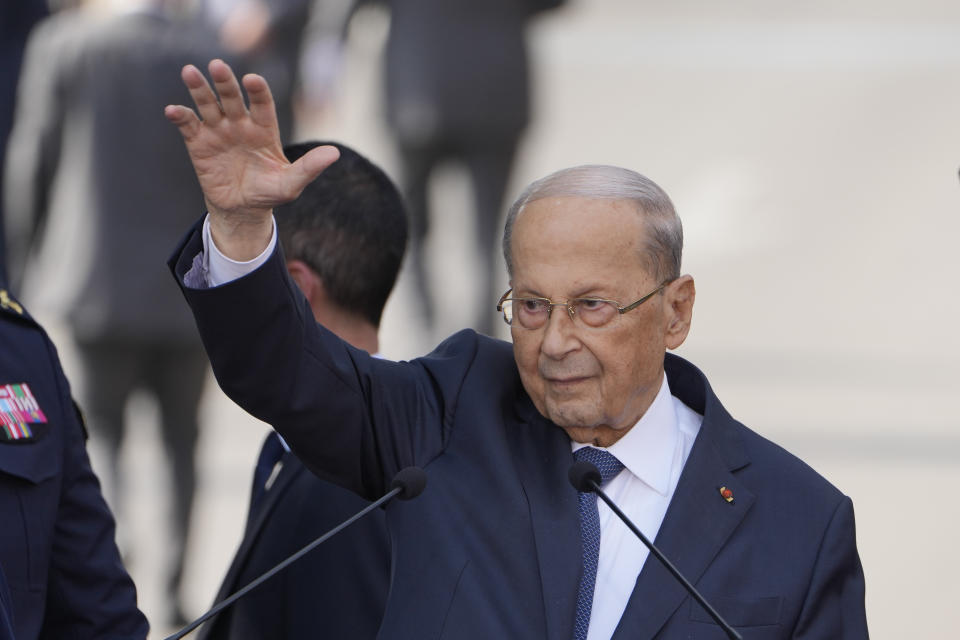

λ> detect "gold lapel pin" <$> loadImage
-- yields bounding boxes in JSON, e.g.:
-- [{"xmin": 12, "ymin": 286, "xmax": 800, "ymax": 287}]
[{"xmin": 719, "ymin": 486, "xmax": 734, "ymax": 503}]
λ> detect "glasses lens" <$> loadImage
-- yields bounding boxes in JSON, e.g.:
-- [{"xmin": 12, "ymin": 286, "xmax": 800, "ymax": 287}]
[
  {"xmin": 515, "ymin": 299, "xmax": 550, "ymax": 329},
  {"xmin": 500, "ymin": 300, "xmax": 514, "ymax": 325},
  {"xmin": 500, "ymin": 298, "xmax": 552, "ymax": 329},
  {"xmin": 573, "ymin": 299, "xmax": 619, "ymax": 328}
]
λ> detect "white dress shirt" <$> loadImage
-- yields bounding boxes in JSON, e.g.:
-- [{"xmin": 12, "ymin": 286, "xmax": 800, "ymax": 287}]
[
  {"xmin": 572, "ymin": 376, "xmax": 702, "ymax": 640},
  {"xmin": 199, "ymin": 215, "xmax": 278, "ymax": 287}
]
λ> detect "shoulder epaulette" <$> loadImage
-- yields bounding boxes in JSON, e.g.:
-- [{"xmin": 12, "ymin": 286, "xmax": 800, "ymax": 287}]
[
  {"xmin": 0, "ymin": 289, "xmax": 39, "ymax": 329},
  {"xmin": 0, "ymin": 290, "xmax": 23, "ymax": 316}
]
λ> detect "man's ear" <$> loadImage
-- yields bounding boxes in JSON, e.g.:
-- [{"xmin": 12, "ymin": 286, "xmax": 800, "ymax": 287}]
[
  {"xmin": 286, "ymin": 259, "xmax": 322, "ymax": 305},
  {"xmin": 663, "ymin": 275, "xmax": 695, "ymax": 350}
]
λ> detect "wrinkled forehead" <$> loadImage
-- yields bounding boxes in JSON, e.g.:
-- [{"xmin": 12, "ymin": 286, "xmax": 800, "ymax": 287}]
[
  {"xmin": 510, "ymin": 196, "xmax": 652, "ymax": 282},
  {"xmin": 514, "ymin": 195, "xmax": 645, "ymax": 233}
]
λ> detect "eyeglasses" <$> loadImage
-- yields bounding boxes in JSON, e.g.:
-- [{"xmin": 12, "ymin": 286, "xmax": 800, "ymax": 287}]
[{"xmin": 496, "ymin": 281, "xmax": 670, "ymax": 330}]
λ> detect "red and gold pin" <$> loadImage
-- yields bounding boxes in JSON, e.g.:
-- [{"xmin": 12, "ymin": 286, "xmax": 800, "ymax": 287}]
[{"xmin": 718, "ymin": 486, "xmax": 734, "ymax": 503}]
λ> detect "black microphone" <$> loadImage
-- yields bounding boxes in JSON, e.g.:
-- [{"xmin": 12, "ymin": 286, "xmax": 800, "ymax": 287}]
[
  {"xmin": 164, "ymin": 466, "xmax": 427, "ymax": 640},
  {"xmin": 568, "ymin": 461, "xmax": 743, "ymax": 640},
  {"xmin": 391, "ymin": 465, "xmax": 427, "ymax": 499}
]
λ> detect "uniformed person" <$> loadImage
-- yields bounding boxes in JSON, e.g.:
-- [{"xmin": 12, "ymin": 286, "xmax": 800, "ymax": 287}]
[
  {"xmin": 0, "ymin": 565, "xmax": 15, "ymax": 640},
  {"xmin": 0, "ymin": 287, "xmax": 148, "ymax": 639}
]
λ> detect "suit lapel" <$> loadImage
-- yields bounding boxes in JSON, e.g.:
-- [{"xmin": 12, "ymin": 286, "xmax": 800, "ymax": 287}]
[
  {"xmin": 208, "ymin": 453, "xmax": 303, "ymax": 605},
  {"xmin": 508, "ymin": 399, "xmax": 582, "ymax": 640},
  {"xmin": 612, "ymin": 380, "xmax": 755, "ymax": 639}
]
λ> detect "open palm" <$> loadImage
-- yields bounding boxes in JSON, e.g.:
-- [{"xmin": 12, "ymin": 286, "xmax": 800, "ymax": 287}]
[{"xmin": 165, "ymin": 59, "xmax": 338, "ymax": 223}]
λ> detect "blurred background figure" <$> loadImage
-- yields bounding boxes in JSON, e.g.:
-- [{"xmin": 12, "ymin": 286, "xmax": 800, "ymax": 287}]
[
  {"xmin": 300, "ymin": 0, "xmax": 567, "ymax": 335},
  {"xmin": 0, "ymin": 0, "xmax": 49, "ymax": 286},
  {"xmin": 379, "ymin": 0, "xmax": 567, "ymax": 336},
  {"xmin": 199, "ymin": 0, "xmax": 317, "ymax": 144},
  {"xmin": 3, "ymin": 0, "xmax": 225, "ymax": 626}
]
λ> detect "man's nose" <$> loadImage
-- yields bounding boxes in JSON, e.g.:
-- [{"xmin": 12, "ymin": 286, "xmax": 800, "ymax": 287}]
[{"xmin": 540, "ymin": 304, "xmax": 579, "ymax": 359}]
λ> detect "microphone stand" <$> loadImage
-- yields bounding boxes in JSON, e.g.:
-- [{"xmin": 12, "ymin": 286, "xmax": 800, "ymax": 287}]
[
  {"xmin": 165, "ymin": 467, "xmax": 426, "ymax": 640},
  {"xmin": 570, "ymin": 461, "xmax": 742, "ymax": 640},
  {"xmin": 590, "ymin": 480, "xmax": 742, "ymax": 639}
]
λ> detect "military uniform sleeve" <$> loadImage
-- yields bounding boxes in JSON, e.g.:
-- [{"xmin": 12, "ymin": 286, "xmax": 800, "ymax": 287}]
[
  {"xmin": 35, "ymin": 333, "xmax": 148, "ymax": 640},
  {"xmin": 0, "ymin": 566, "xmax": 14, "ymax": 640}
]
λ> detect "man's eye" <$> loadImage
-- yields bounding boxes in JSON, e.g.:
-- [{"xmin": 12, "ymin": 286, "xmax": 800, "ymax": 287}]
[
  {"xmin": 521, "ymin": 299, "xmax": 548, "ymax": 313},
  {"xmin": 577, "ymin": 299, "xmax": 607, "ymax": 311}
]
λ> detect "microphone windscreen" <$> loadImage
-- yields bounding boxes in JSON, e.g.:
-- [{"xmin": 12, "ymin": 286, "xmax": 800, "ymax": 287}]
[
  {"xmin": 391, "ymin": 466, "xmax": 427, "ymax": 500},
  {"xmin": 568, "ymin": 461, "xmax": 601, "ymax": 493}
]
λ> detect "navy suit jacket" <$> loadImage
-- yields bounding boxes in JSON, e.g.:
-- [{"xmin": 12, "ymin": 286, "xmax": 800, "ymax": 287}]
[
  {"xmin": 0, "ymin": 291, "xmax": 148, "ymax": 640},
  {"xmin": 198, "ymin": 447, "xmax": 389, "ymax": 639},
  {"xmin": 171, "ymin": 223, "xmax": 867, "ymax": 639}
]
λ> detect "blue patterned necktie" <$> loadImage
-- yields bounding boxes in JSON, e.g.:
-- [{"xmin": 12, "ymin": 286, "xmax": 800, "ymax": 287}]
[{"xmin": 572, "ymin": 446, "xmax": 625, "ymax": 640}]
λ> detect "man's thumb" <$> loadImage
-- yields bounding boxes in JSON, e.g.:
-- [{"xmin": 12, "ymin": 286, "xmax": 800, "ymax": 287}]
[{"xmin": 284, "ymin": 144, "xmax": 341, "ymax": 196}]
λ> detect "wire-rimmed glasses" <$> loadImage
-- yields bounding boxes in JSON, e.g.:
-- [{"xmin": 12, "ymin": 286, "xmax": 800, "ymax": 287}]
[{"xmin": 496, "ymin": 282, "xmax": 670, "ymax": 330}]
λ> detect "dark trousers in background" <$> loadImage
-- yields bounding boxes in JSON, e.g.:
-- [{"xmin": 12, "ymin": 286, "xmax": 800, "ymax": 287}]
[
  {"xmin": 75, "ymin": 338, "xmax": 208, "ymax": 619},
  {"xmin": 398, "ymin": 133, "xmax": 519, "ymax": 337}
]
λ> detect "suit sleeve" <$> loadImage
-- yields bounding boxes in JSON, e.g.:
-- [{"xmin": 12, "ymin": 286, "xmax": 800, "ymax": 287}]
[
  {"xmin": 793, "ymin": 496, "xmax": 868, "ymax": 638},
  {"xmin": 170, "ymin": 222, "xmax": 471, "ymax": 500},
  {"xmin": 37, "ymin": 337, "xmax": 148, "ymax": 640}
]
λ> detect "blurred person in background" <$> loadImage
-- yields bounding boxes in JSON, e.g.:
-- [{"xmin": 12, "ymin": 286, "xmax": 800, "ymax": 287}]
[
  {"xmin": 0, "ymin": 286, "xmax": 148, "ymax": 639},
  {"xmin": 199, "ymin": 0, "xmax": 317, "ymax": 143},
  {"xmin": 378, "ymin": 0, "xmax": 566, "ymax": 336},
  {"xmin": 198, "ymin": 140, "xmax": 404, "ymax": 640},
  {"xmin": 296, "ymin": 0, "xmax": 567, "ymax": 335},
  {"xmin": 3, "ymin": 0, "xmax": 225, "ymax": 626},
  {"xmin": 0, "ymin": 0, "xmax": 49, "ymax": 286}
]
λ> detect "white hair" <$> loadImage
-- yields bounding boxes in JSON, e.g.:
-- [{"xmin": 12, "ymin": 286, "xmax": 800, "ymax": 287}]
[{"xmin": 502, "ymin": 165, "xmax": 683, "ymax": 281}]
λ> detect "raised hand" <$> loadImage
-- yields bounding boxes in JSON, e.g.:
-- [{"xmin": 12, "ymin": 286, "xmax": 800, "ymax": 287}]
[{"xmin": 164, "ymin": 59, "xmax": 339, "ymax": 259}]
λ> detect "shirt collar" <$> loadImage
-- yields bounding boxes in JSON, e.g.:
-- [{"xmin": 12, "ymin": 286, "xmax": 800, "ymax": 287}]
[{"xmin": 571, "ymin": 374, "xmax": 679, "ymax": 496}]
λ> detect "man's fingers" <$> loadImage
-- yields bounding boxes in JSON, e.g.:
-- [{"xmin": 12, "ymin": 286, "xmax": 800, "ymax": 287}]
[
  {"xmin": 181, "ymin": 63, "xmax": 224, "ymax": 124},
  {"xmin": 243, "ymin": 73, "xmax": 278, "ymax": 127},
  {"xmin": 163, "ymin": 104, "xmax": 202, "ymax": 139},
  {"xmin": 282, "ymin": 145, "xmax": 341, "ymax": 196},
  {"xmin": 208, "ymin": 59, "xmax": 247, "ymax": 120}
]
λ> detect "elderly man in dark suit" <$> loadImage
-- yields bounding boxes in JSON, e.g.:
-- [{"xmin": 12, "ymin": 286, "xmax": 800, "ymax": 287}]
[
  {"xmin": 197, "ymin": 140, "xmax": 405, "ymax": 640},
  {"xmin": 166, "ymin": 60, "xmax": 868, "ymax": 638},
  {"xmin": 3, "ymin": 0, "xmax": 225, "ymax": 625}
]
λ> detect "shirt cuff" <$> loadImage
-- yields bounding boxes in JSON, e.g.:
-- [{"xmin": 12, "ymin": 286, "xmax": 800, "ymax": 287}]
[{"xmin": 202, "ymin": 214, "xmax": 278, "ymax": 287}]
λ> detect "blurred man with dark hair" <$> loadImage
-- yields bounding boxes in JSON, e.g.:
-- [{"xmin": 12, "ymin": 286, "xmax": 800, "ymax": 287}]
[
  {"xmin": 276, "ymin": 141, "xmax": 407, "ymax": 345},
  {"xmin": 198, "ymin": 140, "xmax": 405, "ymax": 640}
]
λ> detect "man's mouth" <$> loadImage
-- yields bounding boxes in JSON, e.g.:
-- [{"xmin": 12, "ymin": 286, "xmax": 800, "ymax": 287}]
[{"xmin": 544, "ymin": 375, "xmax": 589, "ymax": 387}]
